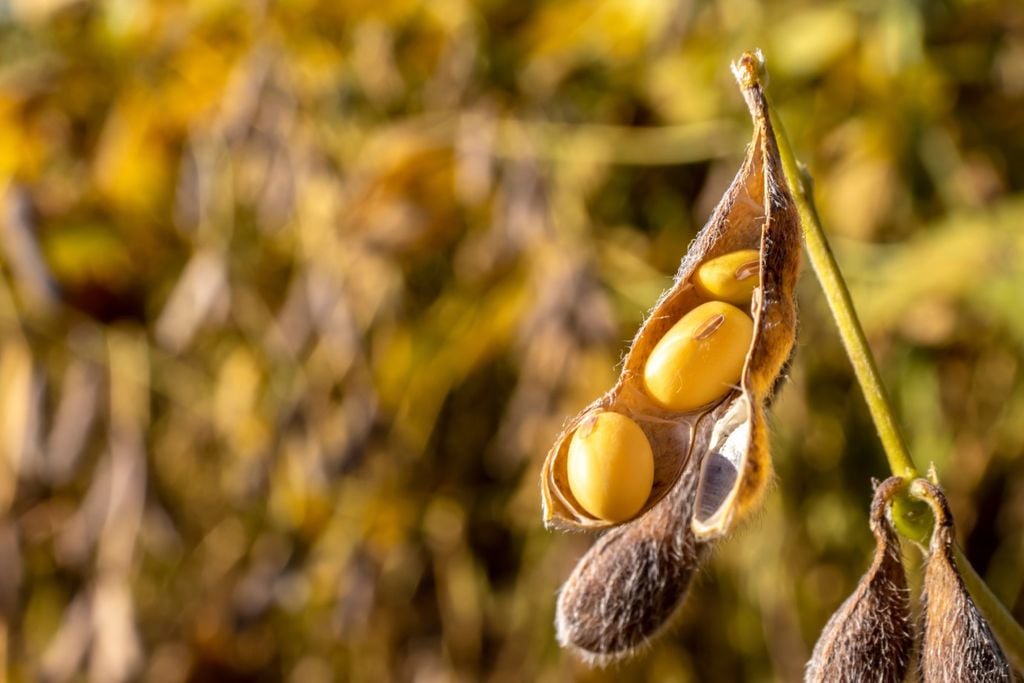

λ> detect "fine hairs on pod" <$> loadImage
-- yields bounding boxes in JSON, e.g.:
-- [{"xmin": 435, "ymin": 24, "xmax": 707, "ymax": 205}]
[
  {"xmin": 805, "ymin": 477, "xmax": 914, "ymax": 683},
  {"xmin": 913, "ymin": 479, "xmax": 1013, "ymax": 683},
  {"xmin": 544, "ymin": 51, "xmax": 802, "ymax": 663},
  {"xmin": 554, "ymin": 439, "xmax": 705, "ymax": 664}
]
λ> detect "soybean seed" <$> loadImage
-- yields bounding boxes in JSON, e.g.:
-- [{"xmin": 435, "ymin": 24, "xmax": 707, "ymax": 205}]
[
  {"xmin": 643, "ymin": 301, "xmax": 753, "ymax": 412},
  {"xmin": 567, "ymin": 412, "xmax": 654, "ymax": 523},
  {"xmin": 693, "ymin": 249, "xmax": 760, "ymax": 306}
]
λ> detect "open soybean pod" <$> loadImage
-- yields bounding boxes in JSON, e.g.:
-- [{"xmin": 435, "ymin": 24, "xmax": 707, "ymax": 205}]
[
  {"xmin": 912, "ymin": 479, "xmax": 1013, "ymax": 683},
  {"xmin": 541, "ymin": 50, "xmax": 800, "ymax": 541}
]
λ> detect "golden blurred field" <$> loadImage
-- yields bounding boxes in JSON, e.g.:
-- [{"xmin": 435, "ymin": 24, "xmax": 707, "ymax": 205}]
[{"xmin": 0, "ymin": 0, "xmax": 1022, "ymax": 681}]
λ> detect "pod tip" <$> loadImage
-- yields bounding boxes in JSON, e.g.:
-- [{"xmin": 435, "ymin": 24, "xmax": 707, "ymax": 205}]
[{"xmin": 731, "ymin": 49, "xmax": 766, "ymax": 90}]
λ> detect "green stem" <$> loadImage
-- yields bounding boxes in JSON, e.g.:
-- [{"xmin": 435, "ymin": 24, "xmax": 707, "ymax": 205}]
[
  {"xmin": 761, "ymin": 84, "xmax": 932, "ymax": 545},
  {"xmin": 766, "ymin": 108, "xmax": 916, "ymax": 481},
  {"xmin": 741, "ymin": 51, "xmax": 1024, "ymax": 667}
]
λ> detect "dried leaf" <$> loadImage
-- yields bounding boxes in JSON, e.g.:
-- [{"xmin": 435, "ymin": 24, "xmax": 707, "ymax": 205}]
[
  {"xmin": 805, "ymin": 477, "xmax": 913, "ymax": 683},
  {"xmin": 541, "ymin": 50, "xmax": 801, "ymax": 540},
  {"xmin": 914, "ymin": 479, "xmax": 1013, "ymax": 683}
]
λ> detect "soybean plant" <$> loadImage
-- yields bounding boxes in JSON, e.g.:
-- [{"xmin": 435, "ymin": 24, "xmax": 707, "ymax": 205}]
[{"xmin": 541, "ymin": 50, "xmax": 1024, "ymax": 679}]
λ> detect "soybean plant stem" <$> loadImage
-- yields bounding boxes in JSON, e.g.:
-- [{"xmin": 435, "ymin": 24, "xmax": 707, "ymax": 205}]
[
  {"xmin": 740, "ymin": 50, "xmax": 1024, "ymax": 670},
  {"xmin": 760, "ymin": 82, "xmax": 932, "ymax": 546},
  {"xmin": 765, "ymin": 111, "xmax": 918, "ymax": 483}
]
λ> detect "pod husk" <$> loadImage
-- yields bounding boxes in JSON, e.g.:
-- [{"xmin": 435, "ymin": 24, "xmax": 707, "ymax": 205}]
[
  {"xmin": 554, "ymin": 415, "xmax": 709, "ymax": 664},
  {"xmin": 541, "ymin": 51, "xmax": 800, "ymax": 540},
  {"xmin": 915, "ymin": 480, "xmax": 1013, "ymax": 683},
  {"xmin": 804, "ymin": 477, "xmax": 914, "ymax": 683}
]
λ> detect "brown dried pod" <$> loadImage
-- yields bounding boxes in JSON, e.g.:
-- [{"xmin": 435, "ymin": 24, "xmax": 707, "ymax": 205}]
[
  {"xmin": 554, "ymin": 420, "xmax": 707, "ymax": 664},
  {"xmin": 540, "ymin": 50, "xmax": 801, "ymax": 540},
  {"xmin": 913, "ymin": 479, "xmax": 1013, "ymax": 683},
  {"xmin": 805, "ymin": 477, "xmax": 914, "ymax": 683}
]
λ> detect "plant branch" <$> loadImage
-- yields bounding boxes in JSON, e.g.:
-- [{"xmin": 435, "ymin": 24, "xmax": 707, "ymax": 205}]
[
  {"xmin": 736, "ymin": 50, "xmax": 1024, "ymax": 667},
  {"xmin": 762, "ymin": 95, "xmax": 916, "ymax": 481},
  {"xmin": 752, "ymin": 57, "xmax": 932, "ymax": 545}
]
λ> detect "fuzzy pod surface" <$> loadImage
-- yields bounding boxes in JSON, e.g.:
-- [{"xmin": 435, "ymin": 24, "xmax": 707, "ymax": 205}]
[
  {"xmin": 915, "ymin": 480, "xmax": 1013, "ymax": 683},
  {"xmin": 546, "ymin": 51, "xmax": 802, "ymax": 663},
  {"xmin": 805, "ymin": 477, "xmax": 914, "ymax": 683},
  {"xmin": 554, "ymin": 432, "xmax": 706, "ymax": 664},
  {"xmin": 541, "ymin": 51, "xmax": 801, "ymax": 541}
]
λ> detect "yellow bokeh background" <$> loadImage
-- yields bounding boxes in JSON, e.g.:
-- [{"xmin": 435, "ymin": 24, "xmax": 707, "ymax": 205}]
[{"xmin": 0, "ymin": 0, "xmax": 1022, "ymax": 680}]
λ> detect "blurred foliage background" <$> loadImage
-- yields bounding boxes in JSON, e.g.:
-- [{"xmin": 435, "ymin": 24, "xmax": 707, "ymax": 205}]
[{"xmin": 0, "ymin": 0, "xmax": 1022, "ymax": 681}]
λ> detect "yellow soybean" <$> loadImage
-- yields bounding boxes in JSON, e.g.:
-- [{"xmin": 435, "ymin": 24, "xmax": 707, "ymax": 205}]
[
  {"xmin": 643, "ymin": 301, "xmax": 753, "ymax": 412},
  {"xmin": 567, "ymin": 412, "xmax": 654, "ymax": 523},
  {"xmin": 693, "ymin": 249, "xmax": 760, "ymax": 306}
]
